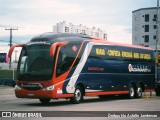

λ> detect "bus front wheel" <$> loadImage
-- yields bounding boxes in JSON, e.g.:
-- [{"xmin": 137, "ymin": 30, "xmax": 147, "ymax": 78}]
[
  {"xmin": 70, "ymin": 86, "xmax": 83, "ymax": 104},
  {"xmin": 39, "ymin": 98, "xmax": 51, "ymax": 104}
]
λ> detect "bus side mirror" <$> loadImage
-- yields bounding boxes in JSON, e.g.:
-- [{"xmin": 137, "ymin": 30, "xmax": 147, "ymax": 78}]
[
  {"xmin": 8, "ymin": 44, "xmax": 25, "ymax": 58},
  {"xmin": 50, "ymin": 42, "xmax": 68, "ymax": 57}
]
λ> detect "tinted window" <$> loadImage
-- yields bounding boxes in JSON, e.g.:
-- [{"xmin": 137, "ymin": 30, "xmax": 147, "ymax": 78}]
[
  {"xmin": 56, "ymin": 43, "xmax": 80, "ymax": 77},
  {"xmin": 17, "ymin": 45, "xmax": 54, "ymax": 81},
  {"xmin": 0, "ymin": 53, "xmax": 7, "ymax": 63}
]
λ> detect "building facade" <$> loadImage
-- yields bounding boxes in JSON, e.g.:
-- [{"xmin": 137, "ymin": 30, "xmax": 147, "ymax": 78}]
[
  {"xmin": 53, "ymin": 21, "xmax": 107, "ymax": 40},
  {"xmin": 132, "ymin": 7, "xmax": 160, "ymax": 49}
]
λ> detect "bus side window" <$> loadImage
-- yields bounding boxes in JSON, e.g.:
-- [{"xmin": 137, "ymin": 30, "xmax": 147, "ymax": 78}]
[
  {"xmin": 56, "ymin": 44, "xmax": 80, "ymax": 77},
  {"xmin": 56, "ymin": 47, "xmax": 67, "ymax": 76},
  {"xmin": 20, "ymin": 56, "xmax": 28, "ymax": 74}
]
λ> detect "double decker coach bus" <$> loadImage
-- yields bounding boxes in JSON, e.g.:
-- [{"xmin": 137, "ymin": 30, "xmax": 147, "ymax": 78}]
[{"xmin": 8, "ymin": 33, "xmax": 155, "ymax": 104}]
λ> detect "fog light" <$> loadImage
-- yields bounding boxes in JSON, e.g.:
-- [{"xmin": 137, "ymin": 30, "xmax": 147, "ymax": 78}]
[
  {"xmin": 43, "ymin": 85, "xmax": 54, "ymax": 91},
  {"xmin": 15, "ymin": 85, "xmax": 22, "ymax": 91}
]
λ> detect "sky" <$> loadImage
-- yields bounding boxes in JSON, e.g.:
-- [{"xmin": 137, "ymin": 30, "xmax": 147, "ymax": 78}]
[{"xmin": 0, "ymin": 0, "xmax": 156, "ymax": 54}]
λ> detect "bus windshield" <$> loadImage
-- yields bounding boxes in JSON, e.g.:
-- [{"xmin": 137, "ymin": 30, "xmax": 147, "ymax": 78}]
[{"xmin": 17, "ymin": 45, "xmax": 54, "ymax": 81}]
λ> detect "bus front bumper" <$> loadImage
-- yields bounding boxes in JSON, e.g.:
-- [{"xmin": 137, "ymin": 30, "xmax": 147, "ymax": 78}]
[{"xmin": 15, "ymin": 85, "xmax": 55, "ymax": 99}]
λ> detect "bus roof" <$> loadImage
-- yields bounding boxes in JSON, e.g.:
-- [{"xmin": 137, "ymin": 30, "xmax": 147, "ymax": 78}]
[
  {"xmin": 29, "ymin": 33, "xmax": 92, "ymax": 43},
  {"xmin": 94, "ymin": 40, "xmax": 153, "ymax": 50},
  {"xmin": 28, "ymin": 32, "xmax": 153, "ymax": 50}
]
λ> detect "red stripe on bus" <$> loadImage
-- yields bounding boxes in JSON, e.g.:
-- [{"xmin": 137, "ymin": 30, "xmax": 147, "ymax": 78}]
[
  {"xmin": 85, "ymin": 90, "xmax": 129, "ymax": 96},
  {"xmin": 144, "ymin": 89, "xmax": 155, "ymax": 92}
]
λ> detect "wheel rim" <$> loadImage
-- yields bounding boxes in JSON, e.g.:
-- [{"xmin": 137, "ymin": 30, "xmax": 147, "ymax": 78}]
[
  {"xmin": 137, "ymin": 87, "xmax": 142, "ymax": 97},
  {"xmin": 75, "ymin": 89, "xmax": 81, "ymax": 101},
  {"xmin": 130, "ymin": 87, "xmax": 135, "ymax": 97}
]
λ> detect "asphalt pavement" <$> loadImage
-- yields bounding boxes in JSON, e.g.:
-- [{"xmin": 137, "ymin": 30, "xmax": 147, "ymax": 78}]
[{"xmin": 0, "ymin": 86, "xmax": 160, "ymax": 120}]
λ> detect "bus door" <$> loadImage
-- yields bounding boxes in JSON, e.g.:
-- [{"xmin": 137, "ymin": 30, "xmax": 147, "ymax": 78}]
[{"xmin": 52, "ymin": 42, "xmax": 81, "ymax": 95}]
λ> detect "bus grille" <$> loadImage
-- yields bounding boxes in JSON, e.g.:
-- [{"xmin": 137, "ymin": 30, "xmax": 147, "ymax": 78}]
[{"xmin": 20, "ymin": 83, "xmax": 43, "ymax": 90}]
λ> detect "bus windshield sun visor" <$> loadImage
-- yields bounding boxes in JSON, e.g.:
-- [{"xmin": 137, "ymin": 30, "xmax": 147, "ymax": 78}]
[
  {"xmin": 50, "ymin": 42, "xmax": 68, "ymax": 57},
  {"xmin": 8, "ymin": 44, "xmax": 25, "ymax": 58}
]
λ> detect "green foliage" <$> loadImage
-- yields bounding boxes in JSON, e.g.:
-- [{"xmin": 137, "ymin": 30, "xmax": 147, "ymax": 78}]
[{"xmin": 0, "ymin": 70, "xmax": 17, "ymax": 79}]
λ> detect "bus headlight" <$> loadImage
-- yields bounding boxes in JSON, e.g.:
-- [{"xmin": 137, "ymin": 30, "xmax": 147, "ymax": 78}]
[
  {"xmin": 15, "ymin": 85, "xmax": 22, "ymax": 91},
  {"xmin": 43, "ymin": 85, "xmax": 54, "ymax": 91}
]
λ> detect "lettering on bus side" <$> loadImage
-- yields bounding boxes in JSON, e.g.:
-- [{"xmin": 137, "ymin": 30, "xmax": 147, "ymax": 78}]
[
  {"xmin": 121, "ymin": 51, "xmax": 133, "ymax": 58},
  {"xmin": 93, "ymin": 45, "xmax": 152, "ymax": 61},
  {"xmin": 133, "ymin": 53, "xmax": 139, "ymax": 59},
  {"xmin": 107, "ymin": 50, "xmax": 120, "ymax": 57},
  {"xmin": 88, "ymin": 67, "xmax": 104, "ymax": 71},
  {"xmin": 96, "ymin": 48, "xmax": 105, "ymax": 55},
  {"xmin": 94, "ymin": 46, "xmax": 152, "ymax": 61}
]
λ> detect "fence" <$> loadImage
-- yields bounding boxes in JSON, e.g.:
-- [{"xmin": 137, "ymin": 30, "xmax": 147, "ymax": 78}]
[
  {"xmin": 0, "ymin": 63, "xmax": 17, "ymax": 70},
  {"xmin": 0, "ymin": 69, "xmax": 17, "ymax": 80},
  {"xmin": 0, "ymin": 63, "xmax": 17, "ymax": 86}
]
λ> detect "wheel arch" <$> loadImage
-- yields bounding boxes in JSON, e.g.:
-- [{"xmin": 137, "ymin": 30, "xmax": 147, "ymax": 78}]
[
  {"xmin": 75, "ymin": 82, "xmax": 85, "ymax": 96},
  {"xmin": 129, "ymin": 81, "xmax": 145, "ymax": 91},
  {"xmin": 130, "ymin": 81, "xmax": 137, "ymax": 89},
  {"xmin": 138, "ymin": 82, "xmax": 145, "ymax": 92}
]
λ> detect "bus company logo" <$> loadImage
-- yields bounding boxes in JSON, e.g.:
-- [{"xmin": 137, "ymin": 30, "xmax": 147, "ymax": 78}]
[
  {"xmin": 128, "ymin": 64, "xmax": 151, "ymax": 72},
  {"xmin": 27, "ymin": 41, "xmax": 51, "ymax": 46},
  {"xmin": 128, "ymin": 64, "xmax": 133, "ymax": 72}
]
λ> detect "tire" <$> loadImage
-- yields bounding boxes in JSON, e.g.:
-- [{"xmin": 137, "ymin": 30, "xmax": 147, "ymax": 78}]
[
  {"xmin": 70, "ymin": 86, "xmax": 83, "ymax": 104},
  {"xmin": 155, "ymin": 89, "xmax": 160, "ymax": 96},
  {"xmin": 39, "ymin": 98, "xmax": 51, "ymax": 104},
  {"xmin": 128, "ymin": 84, "xmax": 135, "ymax": 99},
  {"xmin": 135, "ymin": 85, "xmax": 143, "ymax": 98}
]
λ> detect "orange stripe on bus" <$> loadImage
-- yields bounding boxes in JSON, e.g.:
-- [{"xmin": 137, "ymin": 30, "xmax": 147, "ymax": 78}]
[
  {"xmin": 85, "ymin": 90, "xmax": 129, "ymax": 96},
  {"xmin": 69, "ymin": 40, "xmax": 86, "ymax": 70},
  {"xmin": 144, "ymin": 89, "xmax": 155, "ymax": 92},
  {"xmin": 56, "ymin": 94, "xmax": 74, "ymax": 98}
]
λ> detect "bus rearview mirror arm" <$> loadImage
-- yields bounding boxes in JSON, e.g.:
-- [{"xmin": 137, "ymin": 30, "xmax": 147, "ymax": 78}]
[
  {"xmin": 50, "ymin": 42, "xmax": 68, "ymax": 57},
  {"xmin": 8, "ymin": 44, "xmax": 25, "ymax": 58}
]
